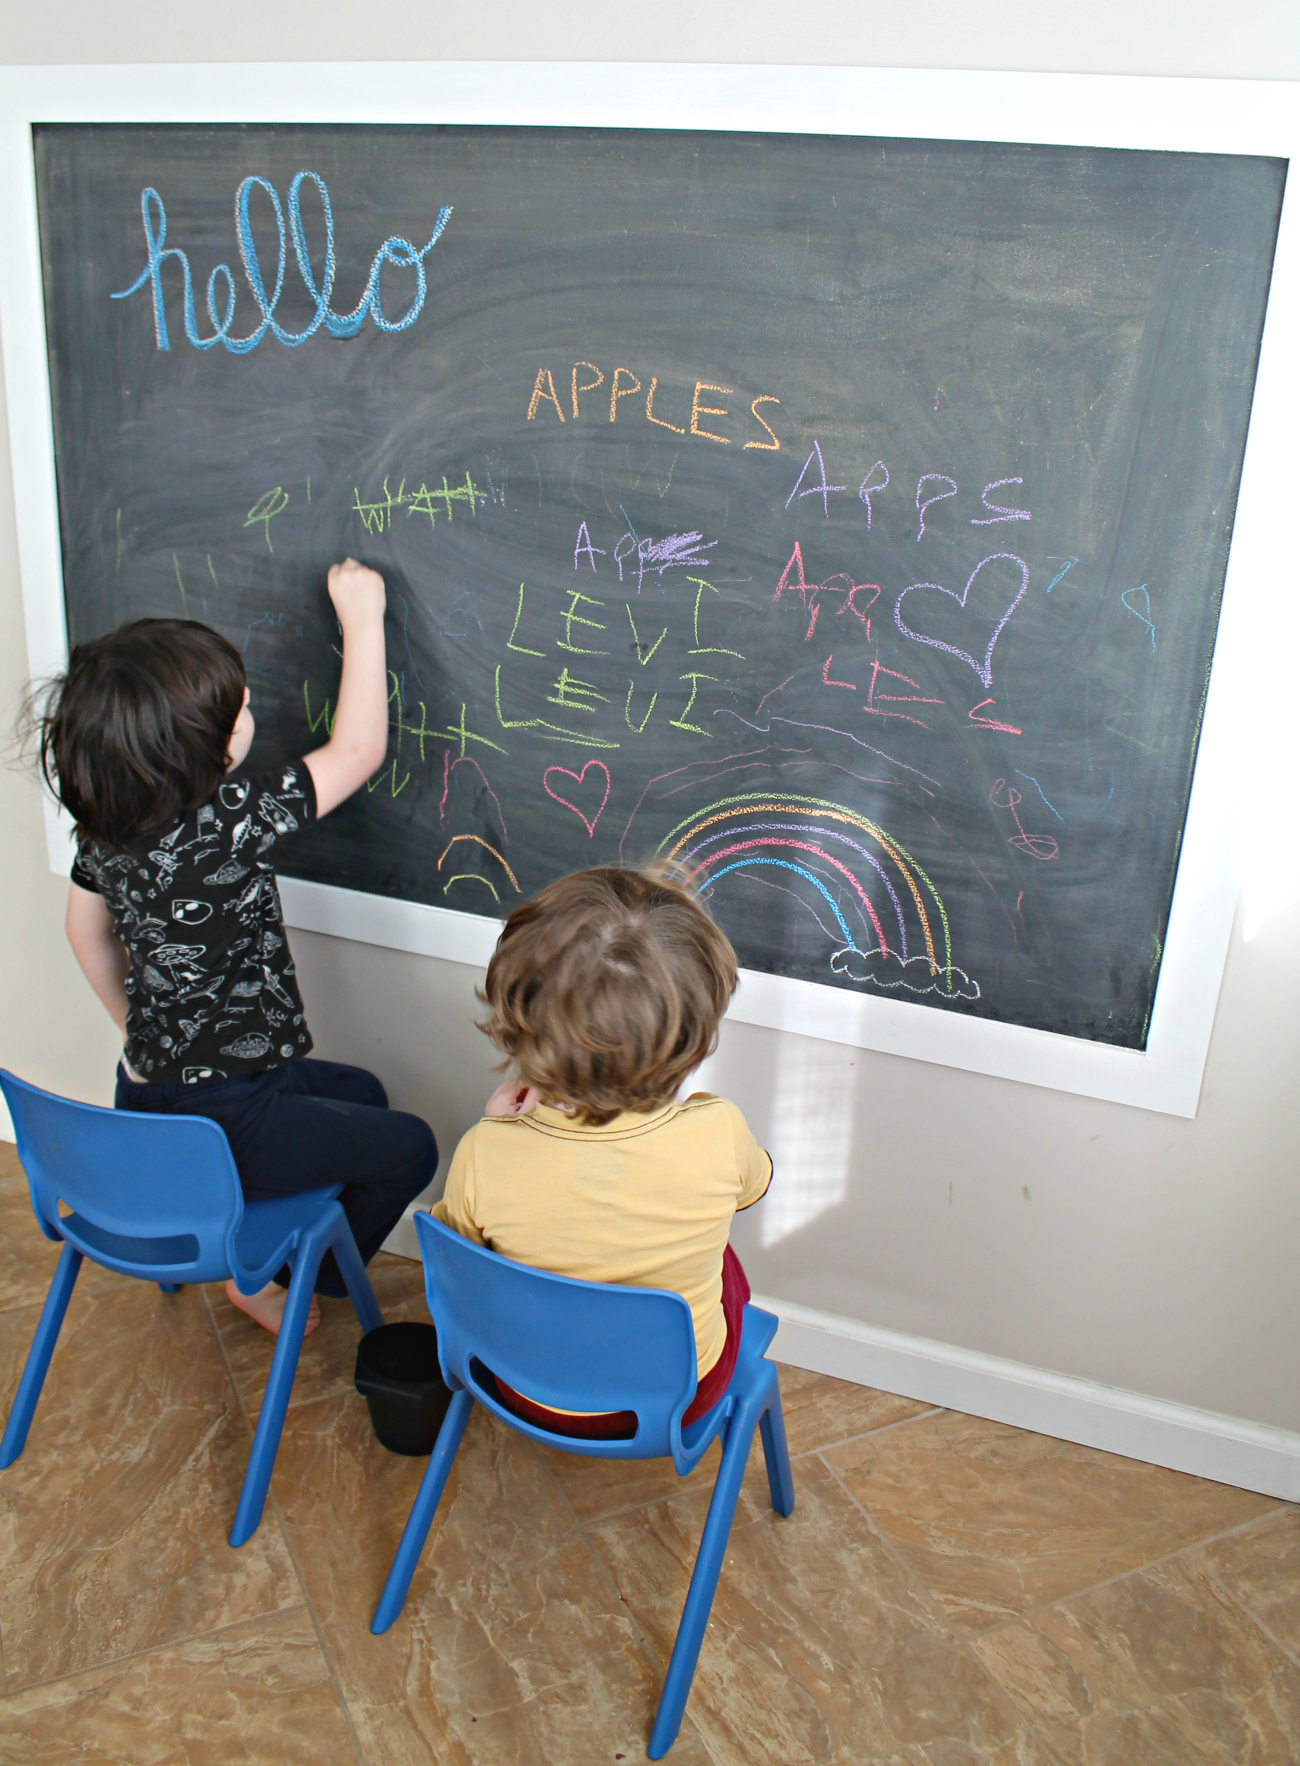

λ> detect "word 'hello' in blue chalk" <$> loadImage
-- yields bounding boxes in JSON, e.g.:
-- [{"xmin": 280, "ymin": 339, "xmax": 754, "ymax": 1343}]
[{"xmin": 111, "ymin": 171, "xmax": 453, "ymax": 352}]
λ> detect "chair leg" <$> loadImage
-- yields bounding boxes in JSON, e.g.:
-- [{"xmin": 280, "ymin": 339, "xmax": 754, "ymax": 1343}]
[
  {"xmin": 157, "ymin": 1282, "xmax": 181, "ymax": 1294},
  {"xmin": 0, "ymin": 1242, "xmax": 83, "ymax": 1469},
  {"xmin": 649, "ymin": 1407, "xmax": 756, "ymax": 1759},
  {"xmin": 329, "ymin": 1222, "xmax": 384, "ymax": 1335},
  {"xmin": 371, "ymin": 1388, "xmax": 474, "ymax": 1635},
  {"xmin": 759, "ymin": 1383, "xmax": 796, "ymax": 1518},
  {"xmin": 228, "ymin": 1240, "xmax": 323, "ymax": 1548}
]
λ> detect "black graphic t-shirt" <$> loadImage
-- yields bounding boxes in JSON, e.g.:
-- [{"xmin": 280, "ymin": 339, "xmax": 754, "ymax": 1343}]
[{"xmin": 71, "ymin": 758, "xmax": 317, "ymax": 1085}]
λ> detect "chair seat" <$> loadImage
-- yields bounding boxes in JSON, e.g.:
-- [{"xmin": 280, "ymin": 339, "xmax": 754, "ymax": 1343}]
[
  {"xmin": 232, "ymin": 1186, "xmax": 344, "ymax": 1287},
  {"xmin": 61, "ymin": 1213, "xmax": 201, "ymax": 1271},
  {"xmin": 734, "ymin": 1303, "xmax": 780, "ymax": 1365},
  {"xmin": 678, "ymin": 1303, "xmax": 780, "ymax": 1456},
  {"xmin": 57, "ymin": 1185, "xmax": 347, "ymax": 1290}
]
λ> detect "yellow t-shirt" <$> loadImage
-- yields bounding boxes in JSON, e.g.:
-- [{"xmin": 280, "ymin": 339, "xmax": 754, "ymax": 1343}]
[{"xmin": 431, "ymin": 1093, "xmax": 772, "ymax": 1377}]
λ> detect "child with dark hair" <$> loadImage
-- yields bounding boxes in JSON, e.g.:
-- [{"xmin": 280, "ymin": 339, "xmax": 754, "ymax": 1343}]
[
  {"xmin": 39, "ymin": 560, "xmax": 438, "ymax": 1335},
  {"xmin": 433, "ymin": 865, "xmax": 772, "ymax": 1436}
]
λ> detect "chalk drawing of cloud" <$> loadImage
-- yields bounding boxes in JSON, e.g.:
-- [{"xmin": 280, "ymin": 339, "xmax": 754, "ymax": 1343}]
[{"xmin": 830, "ymin": 947, "xmax": 981, "ymax": 1001}]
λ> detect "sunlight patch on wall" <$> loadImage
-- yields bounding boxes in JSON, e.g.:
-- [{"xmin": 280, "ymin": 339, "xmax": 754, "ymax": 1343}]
[{"xmin": 759, "ymin": 1039, "xmax": 853, "ymax": 1248}]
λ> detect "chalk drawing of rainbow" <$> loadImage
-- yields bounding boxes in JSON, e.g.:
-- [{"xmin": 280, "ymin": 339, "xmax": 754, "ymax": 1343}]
[{"xmin": 657, "ymin": 790, "xmax": 980, "ymax": 1000}]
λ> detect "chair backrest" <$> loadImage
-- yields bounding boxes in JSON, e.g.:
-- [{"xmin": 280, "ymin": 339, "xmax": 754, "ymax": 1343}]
[
  {"xmin": 415, "ymin": 1212, "xmax": 708, "ymax": 1468},
  {"xmin": 0, "ymin": 1069, "xmax": 244, "ymax": 1285}
]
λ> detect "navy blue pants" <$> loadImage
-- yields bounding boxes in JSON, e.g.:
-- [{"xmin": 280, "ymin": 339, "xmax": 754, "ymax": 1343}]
[{"xmin": 115, "ymin": 1058, "xmax": 438, "ymax": 1296}]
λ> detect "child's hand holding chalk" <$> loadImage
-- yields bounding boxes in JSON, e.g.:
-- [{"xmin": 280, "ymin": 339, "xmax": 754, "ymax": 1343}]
[
  {"xmin": 327, "ymin": 557, "xmax": 386, "ymax": 627},
  {"xmin": 305, "ymin": 559, "xmax": 390, "ymax": 816}
]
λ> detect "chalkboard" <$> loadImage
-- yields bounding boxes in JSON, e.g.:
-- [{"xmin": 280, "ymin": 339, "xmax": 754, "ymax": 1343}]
[{"xmin": 33, "ymin": 124, "xmax": 1284, "ymax": 1048}]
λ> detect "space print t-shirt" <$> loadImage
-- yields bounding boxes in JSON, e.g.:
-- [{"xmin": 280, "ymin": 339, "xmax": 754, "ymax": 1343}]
[{"xmin": 70, "ymin": 759, "xmax": 316, "ymax": 1085}]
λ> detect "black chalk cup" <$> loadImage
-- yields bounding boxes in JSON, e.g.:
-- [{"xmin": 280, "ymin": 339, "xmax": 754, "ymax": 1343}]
[{"xmin": 355, "ymin": 1322, "xmax": 453, "ymax": 1456}]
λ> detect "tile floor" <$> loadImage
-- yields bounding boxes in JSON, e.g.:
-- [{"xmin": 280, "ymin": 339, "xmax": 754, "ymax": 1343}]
[{"xmin": 0, "ymin": 1141, "xmax": 1296, "ymax": 1764}]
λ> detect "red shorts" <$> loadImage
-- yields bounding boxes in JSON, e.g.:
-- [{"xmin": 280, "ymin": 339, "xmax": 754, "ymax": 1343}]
[{"xmin": 495, "ymin": 1245, "xmax": 752, "ymax": 1441}]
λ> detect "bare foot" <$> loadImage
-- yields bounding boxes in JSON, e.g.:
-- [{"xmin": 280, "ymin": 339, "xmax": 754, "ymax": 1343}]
[{"xmin": 225, "ymin": 1278, "xmax": 321, "ymax": 1337}]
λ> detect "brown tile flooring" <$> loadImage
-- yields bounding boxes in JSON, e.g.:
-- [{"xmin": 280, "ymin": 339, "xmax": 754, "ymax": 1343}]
[{"xmin": 0, "ymin": 1146, "xmax": 1297, "ymax": 1764}]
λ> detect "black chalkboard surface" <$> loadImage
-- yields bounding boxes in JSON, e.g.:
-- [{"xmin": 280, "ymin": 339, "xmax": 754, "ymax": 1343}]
[{"xmin": 33, "ymin": 124, "xmax": 1284, "ymax": 1047}]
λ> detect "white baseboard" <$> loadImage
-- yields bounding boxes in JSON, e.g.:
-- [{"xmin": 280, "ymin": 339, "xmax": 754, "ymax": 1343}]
[
  {"xmin": 754, "ymin": 1292, "xmax": 1300, "ymax": 1504},
  {"xmin": 9, "ymin": 1124, "xmax": 1295, "ymax": 1497},
  {"xmin": 380, "ymin": 1210, "xmax": 1300, "ymax": 1500}
]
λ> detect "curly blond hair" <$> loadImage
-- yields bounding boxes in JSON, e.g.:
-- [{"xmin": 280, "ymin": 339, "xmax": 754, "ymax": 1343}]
[{"xmin": 479, "ymin": 865, "xmax": 738, "ymax": 1125}]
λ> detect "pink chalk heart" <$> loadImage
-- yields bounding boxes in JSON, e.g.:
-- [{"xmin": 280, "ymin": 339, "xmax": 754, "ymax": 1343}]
[
  {"xmin": 543, "ymin": 761, "xmax": 611, "ymax": 837},
  {"xmin": 893, "ymin": 551, "xmax": 1030, "ymax": 690}
]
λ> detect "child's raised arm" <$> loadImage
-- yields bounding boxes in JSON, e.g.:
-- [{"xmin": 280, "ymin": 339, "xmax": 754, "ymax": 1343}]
[{"xmin": 303, "ymin": 559, "xmax": 390, "ymax": 817}]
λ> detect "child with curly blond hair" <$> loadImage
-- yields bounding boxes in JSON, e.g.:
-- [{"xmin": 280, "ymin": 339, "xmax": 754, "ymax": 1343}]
[{"xmin": 433, "ymin": 865, "xmax": 772, "ymax": 1435}]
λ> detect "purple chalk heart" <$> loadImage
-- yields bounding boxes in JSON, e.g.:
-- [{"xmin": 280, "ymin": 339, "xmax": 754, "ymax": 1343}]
[{"xmin": 894, "ymin": 552, "xmax": 1030, "ymax": 690}]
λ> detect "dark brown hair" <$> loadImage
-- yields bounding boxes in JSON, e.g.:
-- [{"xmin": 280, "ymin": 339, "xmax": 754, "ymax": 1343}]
[
  {"xmin": 30, "ymin": 618, "xmax": 247, "ymax": 849},
  {"xmin": 480, "ymin": 865, "xmax": 738, "ymax": 1125}
]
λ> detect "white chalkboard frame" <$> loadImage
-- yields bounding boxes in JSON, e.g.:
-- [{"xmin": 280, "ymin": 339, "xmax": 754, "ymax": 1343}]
[{"xmin": 1, "ymin": 62, "xmax": 1294, "ymax": 1118}]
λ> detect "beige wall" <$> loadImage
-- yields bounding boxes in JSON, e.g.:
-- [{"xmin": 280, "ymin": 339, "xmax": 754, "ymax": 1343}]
[
  {"xmin": 2, "ymin": 1, "xmax": 1299, "ymax": 80},
  {"xmin": 3, "ymin": 4, "xmax": 1298, "ymax": 1434}
]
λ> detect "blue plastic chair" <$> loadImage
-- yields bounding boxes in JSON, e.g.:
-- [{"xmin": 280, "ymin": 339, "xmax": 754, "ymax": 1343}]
[
  {"xmin": 371, "ymin": 1212, "xmax": 795, "ymax": 1758},
  {"xmin": 0, "ymin": 1068, "xmax": 384, "ymax": 1546}
]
